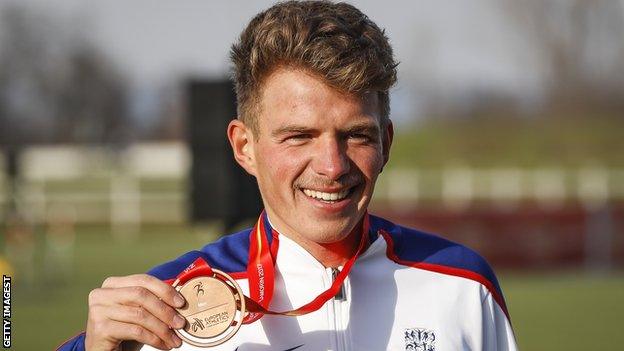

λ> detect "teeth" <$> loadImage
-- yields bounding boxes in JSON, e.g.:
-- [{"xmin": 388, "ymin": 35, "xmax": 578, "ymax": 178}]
[{"xmin": 302, "ymin": 188, "xmax": 350, "ymax": 201}]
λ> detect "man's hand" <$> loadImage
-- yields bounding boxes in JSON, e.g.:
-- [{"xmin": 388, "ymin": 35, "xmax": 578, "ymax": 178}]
[{"xmin": 85, "ymin": 274, "xmax": 187, "ymax": 351}]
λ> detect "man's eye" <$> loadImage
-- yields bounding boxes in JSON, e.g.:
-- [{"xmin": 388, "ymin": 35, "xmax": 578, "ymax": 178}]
[
  {"xmin": 289, "ymin": 134, "xmax": 310, "ymax": 139},
  {"xmin": 285, "ymin": 134, "xmax": 311, "ymax": 143},
  {"xmin": 349, "ymin": 133, "xmax": 372, "ymax": 142}
]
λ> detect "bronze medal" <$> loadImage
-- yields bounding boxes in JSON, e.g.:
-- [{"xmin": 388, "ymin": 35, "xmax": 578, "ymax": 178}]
[
  {"xmin": 168, "ymin": 214, "xmax": 370, "ymax": 347},
  {"xmin": 173, "ymin": 269, "xmax": 246, "ymax": 347}
]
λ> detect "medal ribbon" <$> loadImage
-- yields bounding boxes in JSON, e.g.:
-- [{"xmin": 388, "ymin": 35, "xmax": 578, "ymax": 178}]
[
  {"xmin": 172, "ymin": 212, "xmax": 370, "ymax": 325},
  {"xmin": 171, "ymin": 259, "xmax": 214, "ymax": 288},
  {"xmin": 243, "ymin": 212, "xmax": 369, "ymax": 323}
]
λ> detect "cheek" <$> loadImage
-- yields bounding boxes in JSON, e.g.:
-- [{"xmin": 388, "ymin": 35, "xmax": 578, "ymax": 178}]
[
  {"xmin": 350, "ymin": 148, "xmax": 384, "ymax": 180},
  {"xmin": 257, "ymin": 145, "xmax": 307, "ymax": 187}
]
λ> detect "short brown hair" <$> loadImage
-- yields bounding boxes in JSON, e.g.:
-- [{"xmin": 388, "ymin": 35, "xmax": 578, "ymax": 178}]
[{"xmin": 230, "ymin": 0, "xmax": 398, "ymax": 134}]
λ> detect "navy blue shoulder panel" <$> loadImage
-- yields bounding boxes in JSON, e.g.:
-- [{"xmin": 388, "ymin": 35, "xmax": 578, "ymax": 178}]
[
  {"xmin": 148, "ymin": 228, "xmax": 252, "ymax": 281},
  {"xmin": 369, "ymin": 214, "xmax": 503, "ymax": 298},
  {"xmin": 56, "ymin": 332, "xmax": 85, "ymax": 351}
]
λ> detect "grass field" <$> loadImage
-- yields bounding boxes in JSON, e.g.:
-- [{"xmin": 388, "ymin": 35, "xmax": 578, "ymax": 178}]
[{"xmin": 6, "ymin": 225, "xmax": 624, "ymax": 350}]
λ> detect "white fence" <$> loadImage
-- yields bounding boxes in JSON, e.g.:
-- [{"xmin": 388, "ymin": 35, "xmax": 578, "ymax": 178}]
[
  {"xmin": 0, "ymin": 143, "xmax": 189, "ymax": 226},
  {"xmin": 377, "ymin": 167, "xmax": 624, "ymax": 210}
]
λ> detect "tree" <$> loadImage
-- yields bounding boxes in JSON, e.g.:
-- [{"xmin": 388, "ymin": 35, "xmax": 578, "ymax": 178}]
[
  {"xmin": 0, "ymin": 4, "xmax": 131, "ymax": 147},
  {"xmin": 501, "ymin": 0, "xmax": 624, "ymax": 109}
]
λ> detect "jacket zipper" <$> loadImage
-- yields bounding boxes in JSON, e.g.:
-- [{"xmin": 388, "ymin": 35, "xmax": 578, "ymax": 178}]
[
  {"xmin": 331, "ymin": 268, "xmax": 347, "ymax": 350},
  {"xmin": 332, "ymin": 268, "xmax": 346, "ymax": 301}
]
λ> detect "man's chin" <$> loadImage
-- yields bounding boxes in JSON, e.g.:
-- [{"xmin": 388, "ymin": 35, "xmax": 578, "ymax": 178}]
[{"xmin": 305, "ymin": 217, "xmax": 359, "ymax": 240}]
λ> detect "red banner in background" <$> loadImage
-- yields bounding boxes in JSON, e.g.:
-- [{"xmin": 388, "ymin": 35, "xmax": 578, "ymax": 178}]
[{"xmin": 371, "ymin": 201, "xmax": 624, "ymax": 269}]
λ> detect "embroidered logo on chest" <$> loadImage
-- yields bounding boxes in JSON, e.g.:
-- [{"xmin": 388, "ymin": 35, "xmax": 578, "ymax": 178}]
[{"xmin": 404, "ymin": 328, "xmax": 436, "ymax": 351}]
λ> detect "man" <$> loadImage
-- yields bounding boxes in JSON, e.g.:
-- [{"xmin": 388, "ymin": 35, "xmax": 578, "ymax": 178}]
[{"xmin": 59, "ymin": 1, "xmax": 517, "ymax": 350}]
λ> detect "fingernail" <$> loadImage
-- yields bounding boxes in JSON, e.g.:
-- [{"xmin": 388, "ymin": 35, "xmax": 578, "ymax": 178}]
[
  {"xmin": 174, "ymin": 293, "xmax": 185, "ymax": 307},
  {"xmin": 174, "ymin": 314, "xmax": 186, "ymax": 329},
  {"xmin": 171, "ymin": 333, "xmax": 183, "ymax": 348}
]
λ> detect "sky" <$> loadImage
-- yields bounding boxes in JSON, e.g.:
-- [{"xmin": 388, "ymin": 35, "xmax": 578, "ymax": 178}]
[{"xmin": 0, "ymin": 0, "xmax": 548, "ymax": 122}]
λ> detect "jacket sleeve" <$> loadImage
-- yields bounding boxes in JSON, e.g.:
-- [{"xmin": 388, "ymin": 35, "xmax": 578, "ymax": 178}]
[
  {"xmin": 481, "ymin": 292, "xmax": 518, "ymax": 351},
  {"xmin": 56, "ymin": 332, "xmax": 86, "ymax": 351}
]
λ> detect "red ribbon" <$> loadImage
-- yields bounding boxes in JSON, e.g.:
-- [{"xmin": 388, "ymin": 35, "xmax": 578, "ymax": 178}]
[
  {"xmin": 173, "ymin": 212, "xmax": 370, "ymax": 325},
  {"xmin": 171, "ymin": 259, "xmax": 214, "ymax": 288}
]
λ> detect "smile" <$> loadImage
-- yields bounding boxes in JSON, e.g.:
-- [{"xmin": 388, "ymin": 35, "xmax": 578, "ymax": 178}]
[{"xmin": 302, "ymin": 188, "xmax": 350, "ymax": 202}]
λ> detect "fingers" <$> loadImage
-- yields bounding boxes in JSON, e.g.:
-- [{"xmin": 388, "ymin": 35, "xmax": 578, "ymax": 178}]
[
  {"xmin": 102, "ymin": 274, "xmax": 186, "ymax": 308},
  {"xmin": 86, "ymin": 274, "xmax": 188, "ymax": 350},
  {"xmin": 94, "ymin": 304, "xmax": 183, "ymax": 349},
  {"xmin": 94, "ymin": 286, "xmax": 186, "ymax": 329},
  {"xmin": 94, "ymin": 317, "xmax": 174, "ymax": 350}
]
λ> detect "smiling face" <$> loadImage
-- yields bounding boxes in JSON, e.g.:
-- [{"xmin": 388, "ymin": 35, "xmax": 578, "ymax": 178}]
[{"xmin": 228, "ymin": 67, "xmax": 392, "ymax": 249}]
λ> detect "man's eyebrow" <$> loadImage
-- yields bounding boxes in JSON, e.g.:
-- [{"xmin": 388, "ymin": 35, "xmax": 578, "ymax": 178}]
[
  {"xmin": 271, "ymin": 125, "xmax": 316, "ymax": 137},
  {"xmin": 343, "ymin": 122, "xmax": 380, "ymax": 134},
  {"xmin": 270, "ymin": 122, "xmax": 380, "ymax": 137}
]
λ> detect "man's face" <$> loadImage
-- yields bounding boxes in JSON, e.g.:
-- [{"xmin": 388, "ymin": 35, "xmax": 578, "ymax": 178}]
[{"xmin": 229, "ymin": 68, "xmax": 392, "ymax": 245}]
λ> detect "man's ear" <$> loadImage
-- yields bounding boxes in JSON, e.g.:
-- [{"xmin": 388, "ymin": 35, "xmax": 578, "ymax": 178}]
[
  {"xmin": 227, "ymin": 119, "xmax": 257, "ymax": 177},
  {"xmin": 381, "ymin": 120, "xmax": 394, "ymax": 170}
]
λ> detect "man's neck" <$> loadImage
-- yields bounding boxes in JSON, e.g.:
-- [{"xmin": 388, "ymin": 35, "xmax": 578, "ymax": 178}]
[
  {"xmin": 267, "ymin": 216, "xmax": 364, "ymax": 268},
  {"xmin": 295, "ymin": 227, "xmax": 362, "ymax": 268}
]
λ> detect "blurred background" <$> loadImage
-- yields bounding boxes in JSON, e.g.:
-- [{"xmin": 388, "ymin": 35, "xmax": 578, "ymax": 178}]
[{"xmin": 0, "ymin": 0, "xmax": 623, "ymax": 349}]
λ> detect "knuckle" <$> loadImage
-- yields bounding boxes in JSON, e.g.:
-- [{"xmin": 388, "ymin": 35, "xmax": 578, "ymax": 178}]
[
  {"xmin": 131, "ymin": 286, "xmax": 149, "ymax": 300},
  {"xmin": 132, "ymin": 307, "xmax": 147, "ymax": 321},
  {"xmin": 154, "ymin": 323, "xmax": 170, "ymax": 339},
  {"xmin": 136, "ymin": 273, "xmax": 152, "ymax": 284},
  {"xmin": 102, "ymin": 276, "xmax": 117, "ymax": 287},
  {"xmin": 136, "ymin": 274, "xmax": 158, "ymax": 291},
  {"xmin": 157, "ymin": 300, "xmax": 171, "ymax": 315},
  {"xmin": 87, "ymin": 289, "xmax": 101, "ymax": 305},
  {"xmin": 147, "ymin": 332, "xmax": 162, "ymax": 346},
  {"xmin": 130, "ymin": 325, "xmax": 145, "ymax": 339}
]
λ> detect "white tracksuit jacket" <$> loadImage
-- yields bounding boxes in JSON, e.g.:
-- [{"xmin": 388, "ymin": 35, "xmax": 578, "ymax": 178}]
[{"xmin": 58, "ymin": 214, "xmax": 517, "ymax": 351}]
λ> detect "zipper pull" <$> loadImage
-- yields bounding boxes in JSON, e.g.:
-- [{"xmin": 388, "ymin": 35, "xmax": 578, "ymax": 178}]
[{"xmin": 331, "ymin": 268, "xmax": 346, "ymax": 301}]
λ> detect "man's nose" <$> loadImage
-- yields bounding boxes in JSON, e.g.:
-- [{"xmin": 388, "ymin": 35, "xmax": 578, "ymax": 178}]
[{"xmin": 312, "ymin": 137, "xmax": 350, "ymax": 180}]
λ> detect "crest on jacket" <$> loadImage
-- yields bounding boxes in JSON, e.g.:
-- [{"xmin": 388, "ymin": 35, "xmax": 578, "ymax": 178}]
[{"xmin": 405, "ymin": 328, "xmax": 436, "ymax": 351}]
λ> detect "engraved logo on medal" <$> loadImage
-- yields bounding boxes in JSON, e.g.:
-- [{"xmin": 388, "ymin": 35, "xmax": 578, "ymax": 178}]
[{"xmin": 173, "ymin": 269, "xmax": 246, "ymax": 347}]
